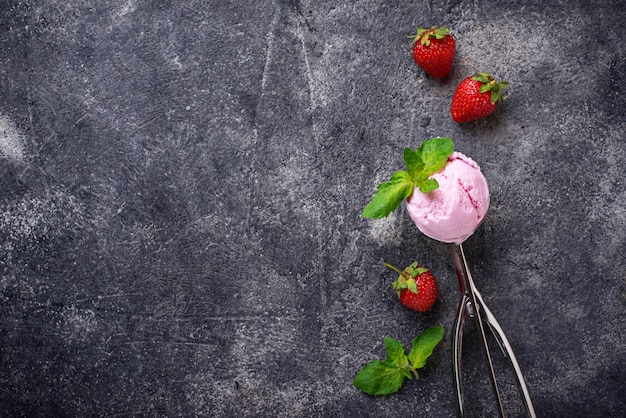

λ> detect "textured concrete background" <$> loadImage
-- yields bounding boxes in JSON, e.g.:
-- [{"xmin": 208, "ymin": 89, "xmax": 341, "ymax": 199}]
[{"xmin": 1, "ymin": 0, "xmax": 624, "ymax": 416}]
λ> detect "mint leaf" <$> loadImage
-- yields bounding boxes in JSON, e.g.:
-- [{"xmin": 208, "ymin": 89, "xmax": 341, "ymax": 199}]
[
  {"xmin": 362, "ymin": 170, "xmax": 413, "ymax": 219},
  {"xmin": 354, "ymin": 328, "xmax": 444, "ymax": 396},
  {"xmin": 362, "ymin": 138, "xmax": 454, "ymax": 219},
  {"xmin": 403, "ymin": 147, "xmax": 424, "ymax": 181},
  {"xmin": 408, "ymin": 326, "xmax": 444, "ymax": 369},
  {"xmin": 419, "ymin": 137, "xmax": 454, "ymax": 175},
  {"xmin": 417, "ymin": 178, "xmax": 439, "ymax": 194},
  {"xmin": 352, "ymin": 360, "xmax": 407, "ymax": 395},
  {"xmin": 407, "ymin": 137, "xmax": 453, "ymax": 194},
  {"xmin": 353, "ymin": 337, "xmax": 412, "ymax": 395},
  {"xmin": 384, "ymin": 337, "xmax": 409, "ymax": 368}
]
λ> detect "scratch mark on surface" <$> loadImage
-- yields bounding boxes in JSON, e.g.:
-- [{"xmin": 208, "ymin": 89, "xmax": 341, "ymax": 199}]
[
  {"xmin": 97, "ymin": 292, "xmax": 145, "ymax": 300},
  {"xmin": 130, "ymin": 114, "xmax": 162, "ymax": 134},
  {"xmin": 73, "ymin": 112, "xmax": 90, "ymax": 126},
  {"xmin": 299, "ymin": 28, "xmax": 315, "ymax": 110},
  {"xmin": 260, "ymin": 2, "xmax": 280, "ymax": 92}
]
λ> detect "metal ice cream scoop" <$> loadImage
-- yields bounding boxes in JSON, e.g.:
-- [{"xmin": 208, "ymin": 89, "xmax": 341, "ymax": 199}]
[{"xmin": 450, "ymin": 244, "xmax": 536, "ymax": 418}]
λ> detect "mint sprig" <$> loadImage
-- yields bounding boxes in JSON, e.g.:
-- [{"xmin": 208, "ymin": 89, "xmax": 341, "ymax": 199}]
[
  {"xmin": 353, "ymin": 326, "xmax": 444, "ymax": 395},
  {"xmin": 362, "ymin": 137, "xmax": 454, "ymax": 219}
]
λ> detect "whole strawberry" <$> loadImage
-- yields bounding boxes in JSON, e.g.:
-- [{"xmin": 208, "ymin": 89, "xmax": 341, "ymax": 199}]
[
  {"xmin": 386, "ymin": 261, "xmax": 438, "ymax": 312},
  {"xmin": 410, "ymin": 26, "xmax": 456, "ymax": 79},
  {"xmin": 451, "ymin": 72, "xmax": 508, "ymax": 123}
]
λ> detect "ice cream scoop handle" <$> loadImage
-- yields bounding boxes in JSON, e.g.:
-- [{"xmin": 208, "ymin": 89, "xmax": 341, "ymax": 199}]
[
  {"xmin": 452, "ymin": 293, "xmax": 468, "ymax": 417},
  {"xmin": 451, "ymin": 244, "xmax": 537, "ymax": 418},
  {"xmin": 472, "ymin": 287, "xmax": 537, "ymax": 418},
  {"xmin": 451, "ymin": 244, "xmax": 505, "ymax": 417}
]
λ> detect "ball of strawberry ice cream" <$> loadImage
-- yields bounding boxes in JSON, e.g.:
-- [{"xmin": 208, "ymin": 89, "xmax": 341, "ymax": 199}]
[{"xmin": 406, "ymin": 152, "xmax": 490, "ymax": 244}]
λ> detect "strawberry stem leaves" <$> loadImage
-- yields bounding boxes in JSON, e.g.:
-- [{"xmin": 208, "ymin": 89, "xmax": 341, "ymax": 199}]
[
  {"xmin": 362, "ymin": 137, "xmax": 454, "ymax": 219},
  {"xmin": 471, "ymin": 72, "xmax": 509, "ymax": 105},
  {"xmin": 353, "ymin": 326, "xmax": 444, "ymax": 395},
  {"xmin": 408, "ymin": 26, "xmax": 451, "ymax": 47},
  {"xmin": 384, "ymin": 262, "xmax": 405, "ymax": 276},
  {"xmin": 387, "ymin": 261, "xmax": 428, "ymax": 297}
]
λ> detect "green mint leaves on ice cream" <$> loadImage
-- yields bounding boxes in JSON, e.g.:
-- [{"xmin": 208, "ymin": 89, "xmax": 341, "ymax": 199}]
[{"xmin": 362, "ymin": 137, "xmax": 454, "ymax": 219}]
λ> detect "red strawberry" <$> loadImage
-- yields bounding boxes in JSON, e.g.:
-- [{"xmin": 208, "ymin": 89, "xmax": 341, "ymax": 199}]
[
  {"xmin": 451, "ymin": 72, "xmax": 508, "ymax": 123},
  {"xmin": 386, "ymin": 261, "xmax": 438, "ymax": 312},
  {"xmin": 410, "ymin": 26, "xmax": 456, "ymax": 79}
]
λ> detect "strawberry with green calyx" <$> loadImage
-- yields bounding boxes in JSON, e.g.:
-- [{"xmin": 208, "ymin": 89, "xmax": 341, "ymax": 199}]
[
  {"xmin": 353, "ymin": 326, "xmax": 444, "ymax": 395},
  {"xmin": 409, "ymin": 26, "xmax": 456, "ymax": 79},
  {"xmin": 362, "ymin": 137, "xmax": 454, "ymax": 219},
  {"xmin": 386, "ymin": 261, "xmax": 439, "ymax": 312},
  {"xmin": 451, "ymin": 72, "xmax": 509, "ymax": 123}
]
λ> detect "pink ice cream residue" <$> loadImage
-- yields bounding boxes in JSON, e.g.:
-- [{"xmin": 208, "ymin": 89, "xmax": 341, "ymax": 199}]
[{"xmin": 406, "ymin": 151, "xmax": 490, "ymax": 244}]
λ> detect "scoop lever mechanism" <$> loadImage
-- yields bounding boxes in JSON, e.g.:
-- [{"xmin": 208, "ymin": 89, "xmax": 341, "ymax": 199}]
[{"xmin": 450, "ymin": 244, "xmax": 536, "ymax": 418}]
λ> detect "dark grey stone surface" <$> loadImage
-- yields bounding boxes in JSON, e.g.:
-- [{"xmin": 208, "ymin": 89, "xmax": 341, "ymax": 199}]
[{"xmin": 1, "ymin": 1, "xmax": 624, "ymax": 416}]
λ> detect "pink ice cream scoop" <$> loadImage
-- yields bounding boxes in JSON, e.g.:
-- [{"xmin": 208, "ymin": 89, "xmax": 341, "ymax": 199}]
[{"xmin": 406, "ymin": 152, "xmax": 489, "ymax": 244}]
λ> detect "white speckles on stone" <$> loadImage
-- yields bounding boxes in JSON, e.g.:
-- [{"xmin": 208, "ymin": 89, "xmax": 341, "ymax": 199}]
[
  {"xmin": 62, "ymin": 306, "xmax": 98, "ymax": 343},
  {"xmin": 0, "ymin": 114, "xmax": 26, "ymax": 164},
  {"xmin": 0, "ymin": 189, "xmax": 85, "ymax": 248},
  {"xmin": 367, "ymin": 211, "xmax": 404, "ymax": 245},
  {"xmin": 117, "ymin": 0, "xmax": 137, "ymax": 18}
]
